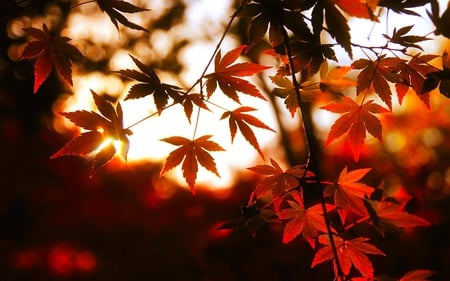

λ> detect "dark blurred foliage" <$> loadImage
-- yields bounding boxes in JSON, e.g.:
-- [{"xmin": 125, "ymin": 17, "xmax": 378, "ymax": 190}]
[{"xmin": 1, "ymin": 0, "xmax": 450, "ymax": 280}]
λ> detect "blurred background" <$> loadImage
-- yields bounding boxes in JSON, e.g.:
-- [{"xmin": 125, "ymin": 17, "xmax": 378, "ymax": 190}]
[{"xmin": 1, "ymin": 0, "xmax": 450, "ymax": 280}]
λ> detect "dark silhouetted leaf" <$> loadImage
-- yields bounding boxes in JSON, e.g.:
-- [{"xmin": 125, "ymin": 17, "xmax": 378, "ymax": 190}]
[
  {"xmin": 96, "ymin": 0, "xmax": 149, "ymax": 32},
  {"xmin": 117, "ymin": 55, "xmax": 184, "ymax": 112},
  {"xmin": 352, "ymin": 56, "xmax": 404, "ymax": 110},
  {"xmin": 20, "ymin": 24, "xmax": 83, "ymax": 93}
]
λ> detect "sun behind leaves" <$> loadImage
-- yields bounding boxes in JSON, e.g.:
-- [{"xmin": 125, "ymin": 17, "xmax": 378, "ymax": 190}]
[{"xmin": 51, "ymin": 90, "xmax": 132, "ymax": 176}]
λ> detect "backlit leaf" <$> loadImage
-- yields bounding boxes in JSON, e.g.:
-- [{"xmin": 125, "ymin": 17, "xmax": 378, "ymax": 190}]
[
  {"xmin": 20, "ymin": 24, "xmax": 83, "ymax": 93},
  {"xmin": 321, "ymin": 97, "xmax": 389, "ymax": 161},
  {"xmin": 364, "ymin": 198, "xmax": 431, "ymax": 235},
  {"xmin": 400, "ymin": 269, "xmax": 436, "ymax": 281},
  {"xmin": 205, "ymin": 45, "xmax": 271, "ymax": 102},
  {"xmin": 335, "ymin": 0, "xmax": 379, "ymax": 20},
  {"xmin": 278, "ymin": 190, "xmax": 335, "ymax": 247},
  {"xmin": 160, "ymin": 135, "xmax": 224, "ymax": 193},
  {"xmin": 221, "ymin": 106, "xmax": 275, "ymax": 159},
  {"xmin": 312, "ymin": 235, "xmax": 385, "ymax": 279},
  {"xmin": 51, "ymin": 91, "xmax": 132, "ymax": 176},
  {"xmin": 248, "ymin": 159, "xmax": 311, "ymax": 199},
  {"xmin": 324, "ymin": 167, "xmax": 375, "ymax": 223}
]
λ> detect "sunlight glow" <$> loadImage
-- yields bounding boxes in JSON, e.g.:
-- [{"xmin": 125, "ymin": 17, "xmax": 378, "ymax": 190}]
[{"xmin": 54, "ymin": 0, "xmax": 448, "ymax": 192}]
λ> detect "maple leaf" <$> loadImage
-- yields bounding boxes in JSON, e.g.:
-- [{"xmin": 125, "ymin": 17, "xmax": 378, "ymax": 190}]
[
  {"xmin": 247, "ymin": 158, "xmax": 311, "ymax": 199},
  {"xmin": 324, "ymin": 167, "xmax": 375, "ymax": 223},
  {"xmin": 182, "ymin": 93, "xmax": 210, "ymax": 123},
  {"xmin": 160, "ymin": 135, "xmax": 224, "ymax": 193},
  {"xmin": 116, "ymin": 55, "xmax": 184, "ymax": 113},
  {"xmin": 321, "ymin": 97, "xmax": 390, "ymax": 161},
  {"xmin": 422, "ymin": 50, "xmax": 450, "ymax": 98},
  {"xmin": 221, "ymin": 106, "xmax": 275, "ymax": 159},
  {"xmin": 387, "ymin": 25, "xmax": 431, "ymax": 51},
  {"xmin": 364, "ymin": 198, "xmax": 431, "ymax": 235},
  {"xmin": 205, "ymin": 45, "xmax": 271, "ymax": 103},
  {"xmin": 379, "ymin": 0, "xmax": 431, "ymax": 16},
  {"xmin": 96, "ymin": 0, "xmax": 149, "ymax": 32},
  {"xmin": 395, "ymin": 54, "xmax": 439, "ymax": 107},
  {"xmin": 352, "ymin": 57, "xmax": 404, "ymax": 110},
  {"xmin": 399, "ymin": 269, "xmax": 436, "ymax": 281},
  {"xmin": 312, "ymin": 1, "xmax": 353, "ymax": 58},
  {"xmin": 277, "ymin": 190, "xmax": 335, "ymax": 247},
  {"xmin": 271, "ymin": 75, "xmax": 302, "ymax": 117},
  {"xmin": 335, "ymin": 0, "xmax": 379, "ymax": 20},
  {"xmin": 20, "ymin": 24, "xmax": 83, "ymax": 93},
  {"xmin": 238, "ymin": 0, "xmax": 312, "ymax": 48},
  {"xmin": 319, "ymin": 62, "xmax": 356, "ymax": 94},
  {"xmin": 312, "ymin": 235, "xmax": 385, "ymax": 279},
  {"xmin": 51, "ymin": 90, "xmax": 132, "ymax": 176},
  {"xmin": 428, "ymin": 0, "xmax": 450, "ymax": 39}
]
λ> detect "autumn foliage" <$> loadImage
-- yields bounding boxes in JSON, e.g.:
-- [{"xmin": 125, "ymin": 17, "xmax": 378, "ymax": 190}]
[{"xmin": 12, "ymin": 0, "xmax": 450, "ymax": 279}]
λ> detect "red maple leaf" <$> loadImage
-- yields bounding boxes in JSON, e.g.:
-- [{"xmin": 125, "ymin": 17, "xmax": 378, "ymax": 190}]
[
  {"xmin": 205, "ymin": 45, "xmax": 271, "ymax": 103},
  {"xmin": 312, "ymin": 235, "xmax": 385, "ymax": 280},
  {"xmin": 51, "ymin": 90, "xmax": 132, "ymax": 176},
  {"xmin": 335, "ymin": 0, "xmax": 379, "ymax": 20},
  {"xmin": 324, "ymin": 167, "xmax": 375, "ymax": 223},
  {"xmin": 321, "ymin": 97, "xmax": 390, "ymax": 161},
  {"xmin": 364, "ymin": 198, "xmax": 431, "ymax": 235},
  {"xmin": 96, "ymin": 0, "xmax": 149, "ymax": 32},
  {"xmin": 277, "ymin": 190, "xmax": 335, "ymax": 247},
  {"xmin": 247, "ymin": 158, "xmax": 311, "ymax": 199},
  {"xmin": 400, "ymin": 269, "xmax": 436, "ymax": 281},
  {"xmin": 20, "ymin": 24, "xmax": 83, "ymax": 93},
  {"xmin": 160, "ymin": 135, "xmax": 224, "ymax": 193},
  {"xmin": 221, "ymin": 106, "xmax": 275, "ymax": 159}
]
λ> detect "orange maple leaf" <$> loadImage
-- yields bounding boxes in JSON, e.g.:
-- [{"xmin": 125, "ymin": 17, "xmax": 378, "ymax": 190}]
[
  {"xmin": 221, "ymin": 106, "xmax": 275, "ymax": 159},
  {"xmin": 321, "ymin": 97, "xmax": 389, "ymax": 161},
  {"xmin": 20, "ymin": 24, "xmax": 83, "ymax": 93},
  {"xmin": 335, "ymin": 0, "xmax": 379, "ymax": 20},
  {"xmin": 324, "ymin": 167, "xmax": 375, "ymax": 223},
  {"xmin": 247, "ymin": 159, "xmax": 311, "ymax": 199},
  {"xmin": 205, "ymin": 45, "xmax": 271, "ymax": 102},
  {"xmin": 312, "ymin": 235, "xmax": 385, "ymax": 280},
  {"xmin": 278, "ymin": 190, "xmax": 335, "ymax": 247},
  {"xmin": 160, "ymin": 135, "xmax": 224, "ymax": 193}
]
